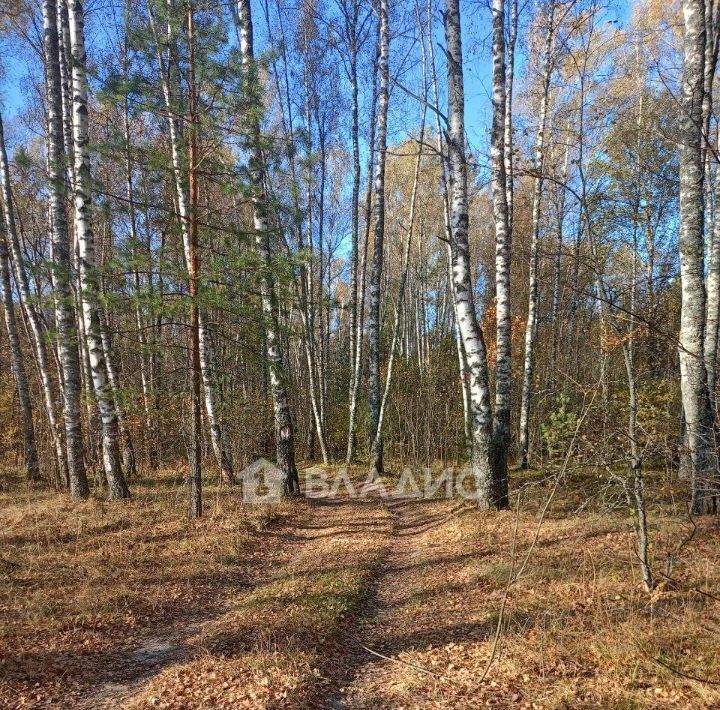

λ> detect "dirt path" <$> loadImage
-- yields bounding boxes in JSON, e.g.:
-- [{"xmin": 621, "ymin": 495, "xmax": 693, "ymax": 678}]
[
  {"xmin": 70, "ymin": 503, "xmax": 313, "ymax": 710},
  {"xmin": 73, "ymin": 491, "xmax": 394, "ymax": 709},
  {"xmin": 320, "ymin": 492, "xmax": 478, "ymax": 708},
  {"xmin": 67, "ymin": 486, "xmax": 475, "ymax": 709}
]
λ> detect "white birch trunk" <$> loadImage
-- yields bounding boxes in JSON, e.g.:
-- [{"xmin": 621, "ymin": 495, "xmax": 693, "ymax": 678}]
[
  {"xmin": 679, "ymin": 0, "xmax": 717, "ymax": 514},
  {"xmin": 43, "ymin": 0, "xmax": 89, "ymax": 498},
  {"xmin": 368, "ymin": 0, "xmax": 390, "ymax": 478},
  {"xmin": 237, "ymin": 0, "xmax": 299, "ymax": 493},
  {"xmin": 0, "ymin": 214, "xmax": 40, "ymax": 481},
  {"xmin": 345, "ymin": 28, "xmax": 378, "ymax": 466},
  {"xmin": 373, "ymin": 11, "xmax": 428, "ymax": 457},
  {"xmin": 518, "ymin": 0, "xmax": 556, "ymax": 470},
  {"xmin": 491, "ymin": 0, "xmax": 511, "ymax": 507},
  {"xmin": 98, "ymin": 306, "xmax": 136, "ymax": 479},
  {"xmin": 503, "ymin": 0, "xmax": 517, "ymax": 236},
  {"xmin": 445, "ymin": 0, "xmax": 495, "ymax": 508},
  {"xmin": 704, "ymin": 5, "xmax": 720, "ymax": 413},
  {"xmin": 68, "ymin": 0, "xmax": 130, "ymax": 499},
  {"xmin": 123, "ymin": 96, "xmax": 155, "ymax": 468},
  {"xmin": 0, "ymin": 111, "xmax": 67, "ymax": 486}
]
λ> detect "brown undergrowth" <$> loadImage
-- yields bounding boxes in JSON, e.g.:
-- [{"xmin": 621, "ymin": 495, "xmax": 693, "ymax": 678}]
[
  {"xmin": 328, "ymin": 468, "xmax": 720, "ymax": 709},
  {"xmin": 2, "ymin": 465, "xmax": 720, "ymax": 708},
  {"xmin": 0, "ymin": 468, "xmax": 302, "ymax": 708}
]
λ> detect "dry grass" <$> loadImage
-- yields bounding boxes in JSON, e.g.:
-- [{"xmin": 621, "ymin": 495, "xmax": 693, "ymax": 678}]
[
  {"xmin": 122, "ymin": 482, "xmax": 394, "ymax": 708},
  {"xmin": 0, "ymin": 468, "xmax": 300, "ymax": 707},
  {"xmin": 340, "ymin": 467, "xmax": 720, "ymax": 708},
  {"xmin": 2, "ymin": 465, "xmax": 720, "ymax": 708}
]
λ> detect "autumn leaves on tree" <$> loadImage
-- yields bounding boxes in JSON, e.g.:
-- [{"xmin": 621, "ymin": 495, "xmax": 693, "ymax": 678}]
[{"xmin": 0, "ymin": 0, "xmax": 718, "ymax": 538}]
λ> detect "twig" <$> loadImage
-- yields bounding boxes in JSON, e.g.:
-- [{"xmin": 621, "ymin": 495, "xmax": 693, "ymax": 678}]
[
  {"xmin": 479, "ymin": 380, "xmax": 601, "ymax": 684},
  {"xmin": 651, "ymin": 656, "xmax": 720, "ymax": 686},
  {"xmin": 352, "ymin": 637, "xmax": 440, "ymax": 678}
]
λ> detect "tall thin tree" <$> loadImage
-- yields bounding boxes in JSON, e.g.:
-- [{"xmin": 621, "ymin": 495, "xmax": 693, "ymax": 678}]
[
  {"xmin": 0, "ymin": 206, "xmax": 40, "ymax": 482},
  {"xmin": 491, "ymin": 0, "xmax": 511, "ymax": 507},
  {"xmin": 68, "ymin": 0, "xmax": 130, "ymax": 499},
  {"xmin": 679, "ymin": 0, "xmax": 716, "ymax": 514},
  {"xmin": 445, "ymin": 0, "xmax": 496, "ymax": 508},
  {"xmin": 237, "ymin": 0, "xmax": 300, "ymax": 494},
  {"xmin": 368, "ymin": 0, "xmax": 389, "ymax": 478},
  {"xmin": 43, "ymin": 0, "xmax": 89, "ymax": 498}
]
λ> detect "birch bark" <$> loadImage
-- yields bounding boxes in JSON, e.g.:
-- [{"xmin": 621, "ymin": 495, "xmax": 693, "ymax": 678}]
[
  {"xmin": 368, "ymin": 0, "xmax": 390, "ymax": 478},
  {"xmin": 68, "ymin": 0, "xmax": 130, "ymax": 499},
  {"xmin": 43, "ymin": 0, "xmax": 89, "ymax": 498},
  {"xmin": 491, "ymin": 0, "xmax": 511, "ymax": 507},
  {"xmin": 0, "ymin": 112, "xmax": 67, "ymax": 486},
  {"xmin": 445, "ymin": 0, "xmax": 495, "ymax": 508},
  {"xmin": 237, "ymin": 0, "xmax": 300, "ymax": 494},
  {"xmin": 679, "ymin": 0, "xmax": 716, "ymax": 514},
  {"xmin": 518, "ymin": 0, "xmax": 556, "ymax": 470},
  {"xmin": 0, "ymin": 212, "xmax": 40, "ymax": 481},
  {"xmin": 346, "ymin": 27, "xmax": 378, "ymax": 466}
]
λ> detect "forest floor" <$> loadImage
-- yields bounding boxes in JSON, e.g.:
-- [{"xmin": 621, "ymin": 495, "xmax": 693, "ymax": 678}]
[{"xmin": 2, "ymin": 465, "xmax": 720, "ymax": 708}]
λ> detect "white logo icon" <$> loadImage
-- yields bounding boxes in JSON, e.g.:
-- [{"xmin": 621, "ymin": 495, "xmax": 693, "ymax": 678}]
[{"xmin": 240, "ymin": 458, "xmax": 284, "ymax": 503}]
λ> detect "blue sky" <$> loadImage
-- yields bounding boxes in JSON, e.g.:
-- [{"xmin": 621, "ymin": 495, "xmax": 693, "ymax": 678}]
[{"xmin": 1, "ymin": 0, "xmax": 632, "ymax": 155}]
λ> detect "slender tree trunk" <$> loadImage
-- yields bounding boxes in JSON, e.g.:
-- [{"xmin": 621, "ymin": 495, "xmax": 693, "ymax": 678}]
[
  {"xmin": 237, "ymin": 0, "xmax": 299, "ymax": 494},
  {"xmin": 0, "ymin": 112, "xmax": 68, "ymax": 486},
  {"xmin": 122, "ymin": 6, "xmax": 155, "ymax": 469},
  {"xmin": 198, "ymin": 315, "xmax": 234, "ymax": 482},
  {"xmin": 300, "ymin": 63, "xmax": 329, "ymax": 464},
  {"xmin": 503, "ymin": 0, "xmax": 517, "ymax": 236},
  {"xmin": 428, "ymin": 2, "xmax": 471, "ymax": 454},
  {"xmin": 151, "ymin": 1, "xmax": 233, "ymax": 490},
  {"xmin": 491, "ymin": 0, "xmax": 511, "ymax": 507},
  {"xmin": 43, "ymin": 0, "xmax": 89, "ymax": 499},
  {"xmin": 368, "ymin": 0, "xmax": 389, "ymax": 478},
  {"xmin": 550, "ymin": 141, "xmax": 570, "ymax": 377},
  {"xmin": 68, "ymin": 0, "xmax": 130, "ymax": 499},
  {"xmin": 346, "ymin": 3, "xmax": 361, "ymax": 465},
  {"xmin": 679, "ymin": 0, "xmax": 716, "ymax": 514},
  {"xmin": 373, "ymin": 9, "xmax": 428, "ymax": 458},
  {"xmin": 707, "ymin": 171, "xmax": 720, "ymax": 408},
  {"xmin": 445, "ymin": 0, "xmax": 495, "ymax": 508},
  {"xmin": 98, "ymin": 306, "xmax": 136, "ymax": 479},
  {"xmin": 518, "ymin": 0, "xmax": 556, "ymax": 470},
  {"xmin": 622, "ymin": 328, "xmax": 653, "ymax": 591},
  {"xmin": 703, "ymin": 3, "xmax": 720, "ymax": 412},
  {"xmin": 346, "ymin": 26, "xmax": 379, "ymax": 466},
  {"xmin": 187, "ymin": 1, "xmax": 202, "ymax": 515},
  {"xmin": 0, "ymin": 217, "xmax": 40, "ymax": 481}
]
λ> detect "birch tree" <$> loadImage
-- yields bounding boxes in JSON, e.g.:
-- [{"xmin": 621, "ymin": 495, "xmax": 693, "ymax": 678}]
[
  {"xmin": 68, "ymin": 0, "xmax": 130, "ymax": 499},
  {"xmin": 518, "ymin": 0, "xmax": 557, "ymax": 470},
  {"xmin": 371, "ymin": 1, "xmax": 428, "ymax": 460},
  {"xmin": 491, "ymin": 0, "xmax": 511, "ymax": 507},
  {"xmin": 0, "ymin": 112, "xmax": 68, "ymax": 487},
  {"xmin": 445, "ymin": 0, "xmax": 496, "ymax": 508},
  {"xmin": 0, "ymin": 205, "xmax": 40, "ymax": 482},
  {"xmin": 237, "ymin": 0, "xmax": 300, "ymax": 494},
  {"xmin": 43, "ymin": 0, "xmax": 89, "ymax": 499},
  {"xmin": 346, "ymin": 23, "xmax": 378, "ymax": 466},
  {"xmin": 679, "ymin": 0, "xmax": 716, "ymax": 514},
  {"xmin": 368, "ymin": 0, "xmax": 389, "ymax": 478}
]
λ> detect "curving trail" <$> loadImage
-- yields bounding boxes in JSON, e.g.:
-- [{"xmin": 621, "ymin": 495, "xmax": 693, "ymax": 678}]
[
  {"xmin": 320, "ymin": 490, "xmax": 478, "ymax": 708},
  {"xmin": 70, "ymin": 480, "xmax": 479, "ymax": 709}
]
